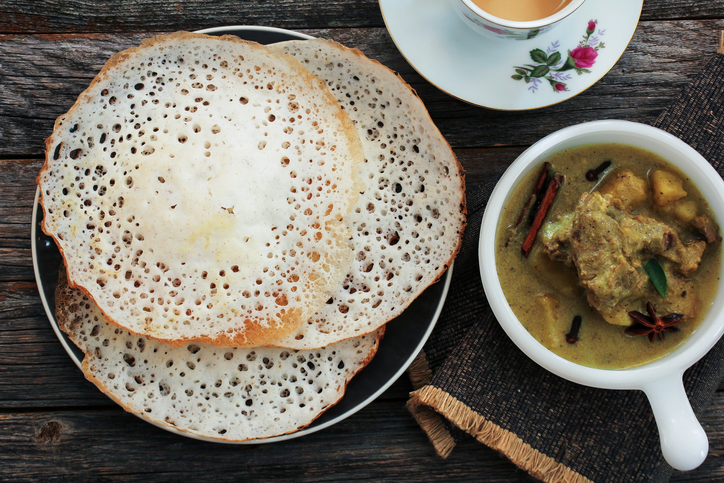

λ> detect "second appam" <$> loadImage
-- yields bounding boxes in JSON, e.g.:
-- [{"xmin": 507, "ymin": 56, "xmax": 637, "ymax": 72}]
[{"xmin": 269, "ymin": 39, "xmax": 466, "ymax": 349}]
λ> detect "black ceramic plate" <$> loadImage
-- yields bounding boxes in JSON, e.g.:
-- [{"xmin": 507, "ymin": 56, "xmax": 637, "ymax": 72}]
[{"xmin": 31, "ymin": 26, "xmax": 452, "ymax": 443}]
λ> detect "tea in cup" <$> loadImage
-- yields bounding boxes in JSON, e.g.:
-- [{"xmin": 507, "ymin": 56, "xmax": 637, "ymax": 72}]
[{"xmin": 451, "ymin": 0, "xmax": 587, "ymax": 41}]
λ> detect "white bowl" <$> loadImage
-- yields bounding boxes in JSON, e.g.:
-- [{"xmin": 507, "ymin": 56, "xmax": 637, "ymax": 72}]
[{"xmin": 479, "ymin": 120, "xmax": 724, "ymax": 471}]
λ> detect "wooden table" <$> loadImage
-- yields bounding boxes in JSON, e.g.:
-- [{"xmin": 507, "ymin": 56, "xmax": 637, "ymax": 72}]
[{"xmin": 2, "ymin": 1, "xmax": 724, "ymax": 481}]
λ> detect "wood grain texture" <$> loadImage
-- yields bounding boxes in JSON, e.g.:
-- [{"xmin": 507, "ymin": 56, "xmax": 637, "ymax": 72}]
[
  {"xmin": 0, "ymin": 0, "xmax": 723, "ymax": 34},
  {"xmin": 0, "ymin": 403, "xmax": 525, "ymax": 483},
  {"xmin": 3, "ymin": 1, "xmax": 724, "ymax": 480},
  {"xmin": 0, "ymin": 397, "xmax": 721, "ymax": 482},
  {"xmin": 2, "ymin": 20, "xmax": 724, "ymax": 157},
  {"xmin": 0, "ymin": 0, "xmax": 385, "ymax": 33}
]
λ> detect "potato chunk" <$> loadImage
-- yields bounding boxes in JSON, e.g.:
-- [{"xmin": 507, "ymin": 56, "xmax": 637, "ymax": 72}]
[
  {"xmin": 534, "ymin": 293, "xmax": 567, "ymax": 346},
  {"xmin": 600, "ymin": 304, "xmax": 634, "ymax": 326},
  {"xmin": 672, "ymin": 200, "xmax": 698, "ymax": 223},
  {"xmin": 597, "ymin": 169, "xmax": 648, "ymax": 208},
  {"xmin": 651, "ymin": 169, "xmax": 687, "ymax": 206}
]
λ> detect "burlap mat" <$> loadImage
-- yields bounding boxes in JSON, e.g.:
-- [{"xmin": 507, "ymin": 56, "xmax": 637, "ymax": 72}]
[{"xmin": 407, "ymin": 52, "xmax": 724, "ymax": 482}]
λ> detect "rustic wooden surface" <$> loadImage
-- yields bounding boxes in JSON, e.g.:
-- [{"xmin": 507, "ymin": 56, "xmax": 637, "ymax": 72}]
[{"xmin": 2, "ymin": 1, "xmax": 724, "ymax": 481}]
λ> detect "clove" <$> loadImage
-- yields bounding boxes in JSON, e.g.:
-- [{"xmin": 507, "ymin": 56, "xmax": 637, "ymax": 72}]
[
  {"xmin": 565, "ymin": 315, "xmax": 582, "ymax": 344},
  {"xmin": 585, "ymin": 160, "xmax": 612, "ymax": 181}
]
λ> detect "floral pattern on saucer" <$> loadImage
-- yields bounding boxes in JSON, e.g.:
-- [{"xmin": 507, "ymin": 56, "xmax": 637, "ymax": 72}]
[
  {"xmin": 512, "ymin": 20, "xmax": 606, "ymax": 93},
  {"xmin": 480, "ymin": 21, "xmax": 551, "ymax": 41}
]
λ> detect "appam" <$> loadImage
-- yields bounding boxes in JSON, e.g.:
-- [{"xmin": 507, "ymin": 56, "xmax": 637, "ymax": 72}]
[
  {"xmin": 38, "ymin": 32, "xmax": 364, "ymax": 348},
  {"xmin": 269, "ymin": 39, "xmax": 466, "ymax": 349},
  {"xmin": 55, "ymin": 268, "xmax": 382, "ymax": 441}
]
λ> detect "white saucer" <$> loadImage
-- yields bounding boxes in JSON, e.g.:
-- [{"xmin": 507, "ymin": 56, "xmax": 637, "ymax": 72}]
[{"xmin": 379, "ymin": 0, "xmax": 643, "ymax": 110}]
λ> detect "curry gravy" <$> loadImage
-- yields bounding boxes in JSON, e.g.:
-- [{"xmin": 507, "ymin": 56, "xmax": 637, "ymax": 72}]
[{"xmin": 495, "ymin": 143, "xmax": 721, "ymax": 369}]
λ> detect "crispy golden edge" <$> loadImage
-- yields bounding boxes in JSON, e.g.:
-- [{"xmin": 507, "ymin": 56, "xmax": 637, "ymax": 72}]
[{"xmin": 40, "ymin": 32, "xmax": 365, "ymax": 348}]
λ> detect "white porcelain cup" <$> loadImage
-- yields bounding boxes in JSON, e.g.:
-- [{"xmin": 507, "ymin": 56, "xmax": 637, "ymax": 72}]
[
  {"xmin": 479, "ymin": 120, "xmax": 724, "ymax": 471},
  {"xmin": 451, "ymin": 0, "xmax": 587, "ymax": 41}
]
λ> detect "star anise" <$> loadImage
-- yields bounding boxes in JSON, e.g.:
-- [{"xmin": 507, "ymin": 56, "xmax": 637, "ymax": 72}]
[{"xmin": 625, "ymin": 302, "xmax": 683, "ymax": 342}]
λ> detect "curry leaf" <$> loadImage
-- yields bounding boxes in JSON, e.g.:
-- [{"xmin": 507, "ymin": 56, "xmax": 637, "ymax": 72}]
[{"xmin": 645, "ymin": 258, "xmax": 667, "ymax": 297}]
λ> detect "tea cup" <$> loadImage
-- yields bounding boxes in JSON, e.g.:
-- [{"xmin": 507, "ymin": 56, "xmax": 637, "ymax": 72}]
[{"xmin": 451, "ymin": 0, "xmax": 587, "ymax": 41}]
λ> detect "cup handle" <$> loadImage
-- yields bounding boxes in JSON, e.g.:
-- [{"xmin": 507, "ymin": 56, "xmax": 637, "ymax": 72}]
[{"xmin": 642, "ymin": 373, "xmax": 708, "ymax": 471}]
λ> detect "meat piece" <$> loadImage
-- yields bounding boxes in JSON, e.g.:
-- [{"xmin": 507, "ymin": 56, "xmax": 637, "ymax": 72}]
[
  {"xmin": 661, "ymin": 239, "xmax": 707, "ymax": 275},
  {"xmin": 567, "ymin": 193, "xmax": 653, "ymax": 313},
  {"xmin": 542, "ymin": 192, "xmax": 703, "ymax": 320},
  {"xmin": 597, "ymin": 270, "xmax": 696, "ymax": 326},
  {"xmin": 691, "ymin": 214, "xmax": 720, "ymax": 243},
  {"xmin": 539, "ymin": 212, "xmax": 574, "ymax": 266},
  {"xmin": 615, "ymin": 212, "xmax": 676, "ymax": 255}
]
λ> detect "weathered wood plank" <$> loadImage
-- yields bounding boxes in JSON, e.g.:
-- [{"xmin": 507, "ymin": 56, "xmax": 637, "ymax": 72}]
[
  {"xmin": 0, "ymin": 0, "xmax": 723, "ymax": 34},
  {"xmin": 0, "ymin": 159, "xmax": 42, "ymax": 280},
  {"xmin": 0, "ymin": 159, "xmax": 41, "ymax": 221},
  {"xmin": 0, "ymin": 403, "xmax": 516, "ymax": 483},
  {"xmin": 0, "ymin": 0, "xmax": 385, "ymax": 34},
  {"xmin": 0, "ymin": 247, "xmax": 34, "ymax": 282},
  {"xmin": 455, "ymin": 148, "xmax": 524, "ymax": 185},
  {"xmin": 641, "ymin": 0, "xmax": 724, "ymax": 20},
  {"xmin": 2, "ymin": 20, "xmax": 724, "ymax": 157},
  {"xmin": 0, "ymin": 281, "xmax": 43, "ymax": 319},
  {"xmin": 0, "ymin": 280, "xmax": 107, "ymax": 407},
  {"xmin": 0, "ymin": 395, "xmax": 721, "ymax": 482}
]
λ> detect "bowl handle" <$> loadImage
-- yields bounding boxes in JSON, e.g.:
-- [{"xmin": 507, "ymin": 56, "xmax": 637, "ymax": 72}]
[{"xmin": 642, "ymin": 373, "xmax": 708, "ymax": 471}]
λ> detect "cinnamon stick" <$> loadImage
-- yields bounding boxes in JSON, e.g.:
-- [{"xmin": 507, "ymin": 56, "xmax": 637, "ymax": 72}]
[
  {"xmin": 514, "ymin": 162, "xmax": 550, "ymax": 230},
  {"xmin": 521, "ymin": 172, "xmax": 564, "ymax": 258}
]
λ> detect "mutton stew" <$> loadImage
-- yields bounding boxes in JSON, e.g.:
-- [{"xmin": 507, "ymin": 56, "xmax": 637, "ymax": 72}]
[{"xmin": 496, "ymin": 143, "xmax": 722, "ymax": 369}]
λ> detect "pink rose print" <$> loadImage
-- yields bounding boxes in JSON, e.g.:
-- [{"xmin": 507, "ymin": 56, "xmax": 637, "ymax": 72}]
[
  {"xmin": 570, "ymin": 46, "xmax": 598, "ymax": 69},
  {"xmin": 484, "ymin": 24, "xmax": 509, "ymax": 35},
  {"xmin": 511, "ymin": 20, "xmax": 605, "ymax": 93}
]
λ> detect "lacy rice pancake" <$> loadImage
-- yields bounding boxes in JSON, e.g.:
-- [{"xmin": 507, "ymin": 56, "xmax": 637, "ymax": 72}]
[
  {"xmin": 38, "ymin": 32, "xmax": 464, "ymax": 441},
  {"xmin": 38, "ymin": 33, "xmax": 364, "ymax": 348},
  {"xmin": 269, "ymin": 39, "xmax": 466, "ymax": 349},
  {"xmin": 55, "ymin": 269, "xmax": 382, "ymax": 441}
]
